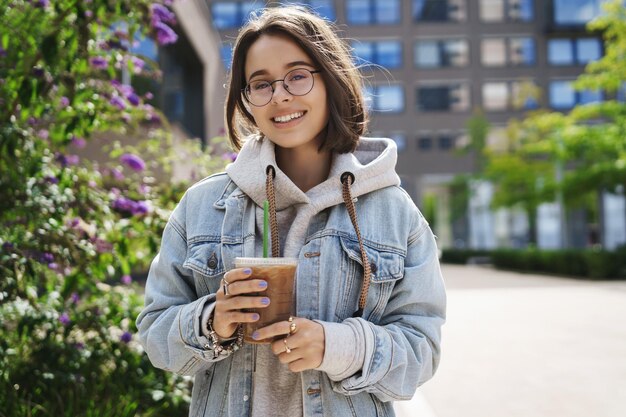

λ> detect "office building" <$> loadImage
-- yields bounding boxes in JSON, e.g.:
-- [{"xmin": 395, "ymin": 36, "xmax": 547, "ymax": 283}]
[{"xmin": 161, "ymin": 0, "xmax": 621, "ymax": 248}]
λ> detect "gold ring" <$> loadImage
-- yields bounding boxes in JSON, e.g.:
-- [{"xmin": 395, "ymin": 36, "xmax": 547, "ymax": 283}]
[
  {"xmin": 222, "ymin": 278, "xmax": 230, "ymax": 296},
  {"xmin": 289, "ymin": 321, "xmax": 297, "ymax": 335},
  {"xmin": 283, "ymin": 338, "xmax": 291, "ymax": 353}
]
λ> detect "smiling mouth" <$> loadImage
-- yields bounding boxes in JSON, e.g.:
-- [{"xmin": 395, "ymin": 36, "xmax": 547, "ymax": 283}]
[{"xmin": 272, "ymin": 111, "xmax": 305, "ymax": 123}]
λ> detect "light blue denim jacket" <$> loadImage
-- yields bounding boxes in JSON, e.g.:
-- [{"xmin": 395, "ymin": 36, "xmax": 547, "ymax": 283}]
[{"xmin": 137, "ymin": 139, "xmax": 446, "ymax": 417}]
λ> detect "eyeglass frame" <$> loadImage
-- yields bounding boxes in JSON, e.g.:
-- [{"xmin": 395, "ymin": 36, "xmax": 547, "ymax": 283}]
[{"xmin": 242, "ymin": 68, "xmax": 322, "ymax": 107}]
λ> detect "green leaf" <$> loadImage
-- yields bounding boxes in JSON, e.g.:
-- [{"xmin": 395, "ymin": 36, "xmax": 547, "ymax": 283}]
[{"xmin": 41, "ymin": 33, "xmax": 59, "ymax": 66}]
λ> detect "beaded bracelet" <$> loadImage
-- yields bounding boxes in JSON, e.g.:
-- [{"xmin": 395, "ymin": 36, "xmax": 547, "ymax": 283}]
[{"xmin": 205, "ymin": 316, "xmax": 244, "ymax": 358}]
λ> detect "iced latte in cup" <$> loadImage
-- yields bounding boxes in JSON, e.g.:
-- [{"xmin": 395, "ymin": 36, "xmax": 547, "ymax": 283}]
[{"xmin": 234, "ymin": 257, "xmax": 298, "ymax": 344}]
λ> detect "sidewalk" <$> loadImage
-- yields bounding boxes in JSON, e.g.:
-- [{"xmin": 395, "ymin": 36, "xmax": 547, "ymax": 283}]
[{"xmin": 395, "ymin": 264, "xmax": 626, "ymax": 417}]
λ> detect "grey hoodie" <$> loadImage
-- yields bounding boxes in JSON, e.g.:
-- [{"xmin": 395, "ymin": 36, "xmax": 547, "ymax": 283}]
[{"xmin": 220, "ymin": 135, "xmax": 401, "ymax": 416}]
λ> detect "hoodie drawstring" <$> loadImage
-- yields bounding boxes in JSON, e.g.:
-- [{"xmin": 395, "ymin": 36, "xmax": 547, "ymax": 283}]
[
  {"xmin": 263, "ymin": 166, "xmax": 371, "ymax": 318},
  {"xmin": 265, "ymin": 166, "xmax": 280, "ymax": 258},
  {"xmin": 340, "ymin": 172, "xmax": 371, "ymax": 318}
]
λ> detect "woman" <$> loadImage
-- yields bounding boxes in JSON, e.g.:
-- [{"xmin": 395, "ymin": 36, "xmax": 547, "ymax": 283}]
[{"xmin": 137, "ymin": 6, "xmax": 446, "ymax": 417}]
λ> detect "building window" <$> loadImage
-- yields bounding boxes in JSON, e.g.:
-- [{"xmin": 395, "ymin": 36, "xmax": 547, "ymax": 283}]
[
  {"xmin": 549, "ymin": 80, "xmax": 603, "ymax": 109},
  {"xmin": 481, "ymin": 37, "xmax": 535, "ymax": 67},
  {"xmin": 418, "ymin": 136, "xmax": 433, "ymax": 150},
  {"xmin": 389, "ymin": 132, "xmax": 407, "ymax": 152},
  {"xmin": 352, "ymin": 40, "xmax": 403, "ymax": 69},
  {"xmin": 482, "ymin": 80, "xmax": 539, "ymax": 111},
  {"xmin": 548, "ymin": 38, "xmax": 602, "ymax": 66},
  {"xmin": 220, "ymin": 44, "xmax": 233, "ymax": 69},
  {"xmin": 211, "ymin": 1, "xmax": 264, "ymax": 29},
  {"xmin": 416, "ymin": 83, "xmax": 470, "ymax": 112},
  {"xmin": 413, "ymin": 0, "xmax": 467, "ymax": 22},
  {"xmin": 553, "ymin": 0, "xmax": 607, "ymax": 26},
  {"xmin": 479, "ymin": 0, "xmax": 534, "ymax": 22},
  {"xmin": 281, "ymin": 1, "xmax": 336, "ymax": 20},
  {"xmin": 364, "ymin": 85, "xmax": 405, "ymax": 113},
  {"xmin": 414, "ymin": 39, "xmax": 469, "ymax": 68},
  {"xmin": 347, "ymin": 0, "xmax": 401, "ymax": 25},
  {"xmin": 438, "ymin": 136, "xmax": 455, "ymax": 150}
]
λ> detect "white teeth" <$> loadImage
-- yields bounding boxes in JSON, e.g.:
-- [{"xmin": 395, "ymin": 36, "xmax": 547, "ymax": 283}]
[{"xmin": 273, "ymin": 112, "xmax": 304, "ymax": 123}]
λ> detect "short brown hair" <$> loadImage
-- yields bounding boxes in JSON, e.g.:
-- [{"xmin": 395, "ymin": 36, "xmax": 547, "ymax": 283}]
[{"xmin": 225, "ymin": 6, "xmax": 367, "ymax": 153}]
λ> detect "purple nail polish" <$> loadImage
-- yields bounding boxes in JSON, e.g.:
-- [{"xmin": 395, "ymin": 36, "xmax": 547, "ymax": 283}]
[
  {"xmin": 252, "ymin": 331, "xmax": 260, "ymax": 340},
  {"xmin": 243, "ymin": 268, "xmax": 252, "ymax": 275},
  {"xmin": 252, "ymin": 313, "xmax": 260, "ymax": 320},
  {"xmin": 259, "ymin": 281, "xmax": 268, "ymax": 288},
  {"xmin": 261, "ymin": 297, "xmax": 270, "ymax": 305}
]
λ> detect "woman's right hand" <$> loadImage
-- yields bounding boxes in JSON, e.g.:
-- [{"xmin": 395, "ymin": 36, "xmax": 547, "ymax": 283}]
[{"xmin": 212, "ymin": 268, "xmax": 269, "ymax": 338}]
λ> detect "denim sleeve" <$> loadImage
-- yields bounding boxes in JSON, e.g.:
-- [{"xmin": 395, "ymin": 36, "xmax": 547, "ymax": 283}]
[
  {"xmin": 329, "ymin": 214, "xmax": 447, "ymax": 402},
  {"xmin": 135, "ymin": 198, "xmax": 230, "ymax": 376}
]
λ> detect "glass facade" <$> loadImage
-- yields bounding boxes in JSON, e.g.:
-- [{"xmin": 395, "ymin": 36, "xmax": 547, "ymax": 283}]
[
  {"xmin": 352, "ymin": 40, "xmax": 403, "ymax": 69},
  {"xmin": 283, "ymin": 0, "xmax": 336, "ymax": 21},
  {"xmin": 364, "ymin": 85, "xmax": 405, "ymax": 113},
  {"xmin": 416, "ymin": 83, "xmax": 470, "ymax": 112},
  {"xmin": 413, "ymin": 0, "xmax": 467, "ymax": 22},
  {"xmin": 549, "ymin": 80, "xmax": 602, "ymax": 109},
  {"xmin": 548, "ymin": 38, "xmax": 602, "ymax": 65},
  {"xmin": 414, "ymin": 39, "xmax": 469, "ymax": 68},
  {"xmin": 220, "ymin": 44, "xmax": 233, "ymax": 69},
  {"xmin": 211, "ymin": 1, "xmax": 264, "ymax": 29},
  {"xmin": 481, "ymin": 37, "xmax": 535, "ymax": 67},
  {"xmin": 479, "ymin": 0, "xmax": 534, "ymax": 22},
  {"xmin": 389, "ymin": 132, "xmax": 407, "ymax": 152},
  {"xmin": 553, "ymin": 0, "xmax": 607, "ymax": 26},
  {"xmin": 347, "ymin": 0, "xmax": 401, "ymax": 25},
  {"xmin": 482, "ymin": 80, "xmax": 538, "ymax": 111}
]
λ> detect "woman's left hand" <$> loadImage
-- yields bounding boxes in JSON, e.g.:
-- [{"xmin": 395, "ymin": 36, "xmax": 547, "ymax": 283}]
[{"xmin": 256, "ymin": 317, "xmax": 325, "ymax": 372}]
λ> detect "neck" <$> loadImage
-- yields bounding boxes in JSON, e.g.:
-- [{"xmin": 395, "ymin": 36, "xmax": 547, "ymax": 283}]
[{"xmin": 275, "ymin": 143, "xmax": 331, "ymax": 193}]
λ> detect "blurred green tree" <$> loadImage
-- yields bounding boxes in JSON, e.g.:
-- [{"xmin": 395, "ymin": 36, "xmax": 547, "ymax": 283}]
[{"xmin": 0, "ymin": 1, "xmax": 229, "ymax": 415}]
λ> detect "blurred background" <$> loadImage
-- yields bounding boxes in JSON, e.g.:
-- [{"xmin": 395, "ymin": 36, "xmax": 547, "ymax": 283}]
[{"xmin": 1, "ymin": 1, "xmax": 625, "ymax": 416}]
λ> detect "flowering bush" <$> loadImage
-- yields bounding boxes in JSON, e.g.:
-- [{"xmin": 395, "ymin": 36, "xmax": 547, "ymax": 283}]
[{"xmin": 0, "ymin": 1, "xmax": 229, "ymax": 415}]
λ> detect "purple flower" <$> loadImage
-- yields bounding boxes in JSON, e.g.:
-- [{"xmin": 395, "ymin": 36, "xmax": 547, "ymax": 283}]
[
  {"xmin": 130, "ymin": 56, "xmax": 145, "ymax": 74},
  {"xmin": 2, "ymin": 242, "xmax": 15, "ymax": 252},
  {"xmin": 32, "ymin": 67, "xmax": 45, "ymax": 78},
  {"xmin": 222, "ymin": 152, "xmax": 238, "ymax": 162},
  {"xmin": 70, "ymin": 292, "xmax": 80, "ymax": 303},
  {"xmin": 151, "ymin": 4, "xmax": 176, "ymax": 24},
  {"xmin": 120, "ymin": 332, "xmax": 132, "ymax": 343},
  {"xmin": 85, "ymin": 10, "xmax": 93, "ymax": 18},
  {"xmin": 120, "ymin": 153, "xmax": 145, "ymax": 171},
  {"xmin": 37, "ymin": 129, "xmax": 49, "ymax": 140},
  {"xmin": 112, "ymin": 197, "xmax": 150, "ymax": 216},
  {"xmin": 66, "ymin": 155, "xmax": 80, "ymax": 165},
  {"xmin": 126, "ymin": 92, "xmax": 140, "ymax": 106},
  {"xmin": 75, "ymin": 342, "xmax": 85, "ymax": 350},
  {"xmin": 92, "ymin": 238, "xmax": 113, "ymax": 253},
  {"xmin": 0, "ymin": 46, "xmax": 6, "ymax": 57},
  {"xmin": 60, "ymin": 96, "xmax": 70, "ymax": 108},
  {"xmin": 110, "ymin": 96, "xmax": 126, "ymax": 110},
  {"xmin": 41, "ymin": 252, "xmax": 54, "ymax": 263},
  {"xmin": 33, "ymin": 0, "xmax": 50, "ymax": 8},
  {"xmin": 154, "ymin": 21, "xmax": 178, "ymax": 45},
  {"xmin": 71, "ymin": 136, "xmax": 86, "ymax": 148},
  {"xmin": 48, "ymin": 262, "xmax": 59, "ymax": 270},
  {"xmin": 89, "ymin": 57, "xmax": 108, "ymax": 70},
  {"xmin": 44, "ymin": 175, "xmax": 59, "ymax": 184},
  {"xmin": 121, "ymin": 275, "xmax": 132, "ymax": 285},
  {"xmin": 59, "ymin": 312, "xmax": 71, "ymax": 326},
  {"xmin": 144, "ymin": 91, "xmax": 154, "ymax": 100}
]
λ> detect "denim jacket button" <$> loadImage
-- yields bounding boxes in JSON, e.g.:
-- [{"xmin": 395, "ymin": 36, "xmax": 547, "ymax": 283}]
[
  {"xmin": 370, "ymin": 262, "xmax": 377, "ymax": 274},
  {"xmin": 207, "ymin": 252, "xmax": 218, "ymax": 269}
]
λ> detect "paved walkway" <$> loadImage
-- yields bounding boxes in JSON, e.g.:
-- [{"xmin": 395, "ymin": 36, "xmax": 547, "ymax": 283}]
[{"xmin": 394, "ymin": 264, "xmax": 626, "ymax": 417}]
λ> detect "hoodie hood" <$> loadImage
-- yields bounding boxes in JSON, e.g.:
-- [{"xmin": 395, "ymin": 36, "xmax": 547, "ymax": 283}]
[{"xmin": 226, "ymin": 135, "xmax": 400, "ymax": 256}]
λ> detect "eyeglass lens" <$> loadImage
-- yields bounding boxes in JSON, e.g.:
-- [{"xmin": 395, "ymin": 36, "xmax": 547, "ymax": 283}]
[{"xmin": 245, "ymin": 68, "xmax": 315, "ymax": 106}]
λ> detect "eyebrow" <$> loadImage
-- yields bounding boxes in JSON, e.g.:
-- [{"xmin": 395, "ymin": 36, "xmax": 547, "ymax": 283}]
[{"xmin": 248, "ymin": 61, "xmax": 315, "ymax": 81}]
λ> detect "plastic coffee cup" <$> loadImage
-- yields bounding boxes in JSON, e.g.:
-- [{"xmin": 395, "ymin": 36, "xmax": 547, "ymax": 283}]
[{"xmin": 234, "ymin": 257, "xmax": 298, "ymax": 344}]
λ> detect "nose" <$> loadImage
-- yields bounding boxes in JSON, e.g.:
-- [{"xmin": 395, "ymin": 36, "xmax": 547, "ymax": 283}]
[{"xmin": 271, "ymin": 81, "xmax": 292, "ymax": 104}]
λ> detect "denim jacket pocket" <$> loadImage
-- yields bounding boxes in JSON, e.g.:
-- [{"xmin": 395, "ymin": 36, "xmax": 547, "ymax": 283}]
[
  {"xmin": 335, "ymin": 236, "xmax": 405, "ymax": 322},
  {"xmin": 183, "ymin": 240, "xmax": 224, "ymax": 297}
]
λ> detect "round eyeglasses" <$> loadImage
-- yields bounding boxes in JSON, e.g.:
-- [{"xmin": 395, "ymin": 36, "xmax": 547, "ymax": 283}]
[{"xmin": 243, "ymin": 68, "xmax": 322, "ymax": 107}]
